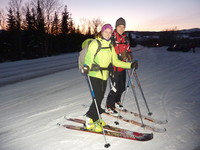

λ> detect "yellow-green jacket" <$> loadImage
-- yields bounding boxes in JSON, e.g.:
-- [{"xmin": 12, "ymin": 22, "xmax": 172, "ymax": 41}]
[{"xmin": 84, "ymin": 37, "xmax": 131, "ymax": 80}]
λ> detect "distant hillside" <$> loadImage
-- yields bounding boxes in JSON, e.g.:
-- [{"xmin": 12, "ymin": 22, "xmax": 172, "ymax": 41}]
[
  {"xmin": 126, "ymin": 28, "xmax": 200, "ymax": 47},
  {"xmin": 179, "ymin": 28, "xmax": 200, "ymax": 33},
  {"xmin": 127, "ymin": 28, "xmax": 200, "ymax": 33}
]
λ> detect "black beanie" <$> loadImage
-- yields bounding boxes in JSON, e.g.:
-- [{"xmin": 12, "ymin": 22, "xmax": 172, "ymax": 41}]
[{"xmin": 115, "ymin": 17, "xmax": 126, "ymax": 27}]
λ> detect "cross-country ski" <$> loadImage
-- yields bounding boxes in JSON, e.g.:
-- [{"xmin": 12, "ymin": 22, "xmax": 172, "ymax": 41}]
[{"xmin": 58, "ymin": 118, "xmax": 153, "ymax": 141}]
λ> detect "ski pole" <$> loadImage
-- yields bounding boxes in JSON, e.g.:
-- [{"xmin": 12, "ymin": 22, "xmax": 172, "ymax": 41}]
[
  {"xmin": 129, "ymin": 69, "xmax": 145, "ymax": 127},
  {"xmin": 133, "ymin": 70, "xmax": 152, "ymax": 116},
  {"xmin": 121, "ymin": 68, "xmax": 135, "ymax": 105},
  {"xmin": 114, "ymin": 68, "xmax": 135, "ymax": 125},
  {"xmin": 86, "ymin": 75, "xmax": 111, "ymax": 148}
]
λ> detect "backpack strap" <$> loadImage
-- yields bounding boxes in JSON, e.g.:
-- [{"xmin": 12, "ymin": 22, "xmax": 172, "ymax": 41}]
[
  {"xmin": 93, "ymin": 40, "xmax": 101, "ymax": 60},
  {"xmin": 90, "ymin": 40, "xmax": 112, "ymax": 71},
  {"xmin": 93, "ymin": 40, "xmax": 112, "ymax": 64}
]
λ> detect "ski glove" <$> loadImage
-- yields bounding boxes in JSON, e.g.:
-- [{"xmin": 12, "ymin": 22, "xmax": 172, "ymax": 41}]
[
  {"xmin": 131, "ymin": 60, "xmax": 138, "ymax": 70},
  {"xmin": 81, "ymin": 65, "xmax": 89, "ymax": 74}
]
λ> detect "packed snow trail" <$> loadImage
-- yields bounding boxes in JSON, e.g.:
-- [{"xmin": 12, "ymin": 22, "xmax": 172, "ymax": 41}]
[
  {"xmin": 0, "ymin": 53, "xmax": 78, "ymax": 86},
  {"xmin": 0, "ymin": 47, "xmax": 200, "ymax": 150}
]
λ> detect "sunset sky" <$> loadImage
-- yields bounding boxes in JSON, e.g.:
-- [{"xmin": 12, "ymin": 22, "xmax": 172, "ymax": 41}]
[{"xmin": 0, "ymin": 0, "xmax": 200, "ymax": 31}]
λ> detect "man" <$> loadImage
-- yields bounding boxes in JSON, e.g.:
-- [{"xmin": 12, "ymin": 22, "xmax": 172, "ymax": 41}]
[{"xmin": 105, "ymin": 17, "xmax": 138, "ymax": 116}]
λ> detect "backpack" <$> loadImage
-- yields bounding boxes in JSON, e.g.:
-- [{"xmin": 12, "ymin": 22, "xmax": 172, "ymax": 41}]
[
  {"xmin": 78, "ymin": 38, "xmax": 101, "ymax": 70},
  {"xmin": 78, "ymin": 38, "xmax": 112, "ymax": 71}
]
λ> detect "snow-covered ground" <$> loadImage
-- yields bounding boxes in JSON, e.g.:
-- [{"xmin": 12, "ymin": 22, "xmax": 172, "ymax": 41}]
[{"xmin": 0, "ymin": 46, "xmax": 200, "ymax": 150}]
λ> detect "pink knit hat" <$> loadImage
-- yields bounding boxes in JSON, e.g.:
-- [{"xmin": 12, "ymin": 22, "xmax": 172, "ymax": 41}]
[{"xmin": 101, "ymin": 24, "xmax": 113, "ymax": 32}]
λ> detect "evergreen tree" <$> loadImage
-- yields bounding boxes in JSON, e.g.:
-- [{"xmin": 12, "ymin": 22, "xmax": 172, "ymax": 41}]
[
  {"xmin": 6, "ymin": 8, "xmax": 17, "ymax": 31},
  {"xmin": 76, "ymin": 25, "xmax": 81, "ymax": 34},
  {"xmin": 31, "ymin": 8, "xmax": 37, "ymax": 30},
  {"xmin": 68, "ymin": 13, "xmax": 75, "ymax": 34},
  {"xmin": 86, "ymin": 26, "xmax": 92, "ymax": 35},
  {"xmin": 7, "ymin": 0, "xmax": 23, "ymax": 30},
  {"xmin": 61, "ymin": 5, "xmax": 69, "ymax": 34},
  {"xmin": 16, "ymin": 10, "xmax": 21, "ymax": 30},
  {"xmin": 36, "ymin": 0, "xmax": 45, "ymax": 33},
  {"xmin": 51, "ymin": 11, "xmax": 60, "ymax": 35},
  {"xmin": 25, "ymin": 6, "xmax": 34, "ymax": 30}
]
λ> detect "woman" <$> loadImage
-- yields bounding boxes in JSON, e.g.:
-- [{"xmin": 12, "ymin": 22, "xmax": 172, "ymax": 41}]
[{"xmin": 82, "ymin": 24, "xmax": 137, "ymax": 132}]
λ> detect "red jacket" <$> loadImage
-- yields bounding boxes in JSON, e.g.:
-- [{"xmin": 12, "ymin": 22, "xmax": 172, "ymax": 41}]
[{"xmin": 112, "ymin": 30, "xmax": 131, "ymax": 72}]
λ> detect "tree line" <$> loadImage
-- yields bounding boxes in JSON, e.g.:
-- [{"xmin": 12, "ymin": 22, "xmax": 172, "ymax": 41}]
[{"xmin": 0, "ymin": 0, "xmax": 103, "ymax": 62}]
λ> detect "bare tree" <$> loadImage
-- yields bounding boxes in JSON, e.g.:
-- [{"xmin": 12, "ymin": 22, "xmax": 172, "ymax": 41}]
[
  {"xmin": 0, "ymin": 9, "xmax": 6, "ymax": 30},
  {"xmin": 30, "ymin": 0, "xmax": 62, "ymax": 33},
  {"xmin": 79, "ymin": 17, "xmax": 104, "ymax": 35},
  {"xmin": 89, "ymin": 18, "xmax": 104, "ymax": 34},
  {"xmin": 79, "ymin": 18, "xmax": 89, "ymax": 34}
]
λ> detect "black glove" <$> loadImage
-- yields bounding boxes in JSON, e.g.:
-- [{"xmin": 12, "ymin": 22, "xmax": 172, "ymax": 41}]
[
  {"xmin": 81, "ymin": 65, "xmax": 89, "ymax": 74},
  {"xmin": 131, "ymin": 60, "xmax": 138, "ymax": 69}
]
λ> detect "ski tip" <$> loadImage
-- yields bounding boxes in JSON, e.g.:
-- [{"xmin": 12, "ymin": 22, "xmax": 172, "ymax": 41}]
[
  {"xmin": 160, "ymin": 128, "xmax": 167, "ymax": 133},
  {"xmin": 154, "ymin": 127, "xmax": 167, "ymax": 133},
  {"xmin": 64, "ymin": 116, "xmax": 73, "ymax": 121},
  {"xmin": 162, "ymin": 120, "xmax": 168, "ymax": 124},
  {"xmin": 135, "ymin": 133, "xmax": 154, "ymax": 141},
  {"xmin": 64, "ymin": 116, "xmax": 68, "ymax": 119},
  {"xmin": 150, "ymin": 133, "xmax": 154, "ymax": 140},
  {"xmin": 146, "ymin": 133, "xmax": 154, "ymax": 141},
  {"xmin": 156, "ymin": 119, "xmax": 168, "ymax": 124}
]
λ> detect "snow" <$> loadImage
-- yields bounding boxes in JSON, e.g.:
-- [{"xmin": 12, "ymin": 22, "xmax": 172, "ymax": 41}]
[{"xmin": 0, "ymin": 46, "xmax": 200, "ymax": 150}]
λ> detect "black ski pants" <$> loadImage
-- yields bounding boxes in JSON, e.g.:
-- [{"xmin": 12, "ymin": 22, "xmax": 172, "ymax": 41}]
[
  {"xmin": 86, "ymin": 76, "xmax": 107, "ymax": 122},
  {"xmin": 106, "ymin": 70, "xmax": 126, "ymax": 108}
]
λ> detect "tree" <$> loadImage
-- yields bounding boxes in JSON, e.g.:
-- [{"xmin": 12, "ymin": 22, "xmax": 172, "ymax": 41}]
[
  {"xmin": 24, "ymin": 6, "xmax": 36, "ymax": 30},
  {"xmin": 8, "ymin": 0, "xmax": 23, "ymax": 30},
  {"xmin": 42, "ymin": 0, "xmax": 62, "ymax": 33},
  {"xmin": 79, "ymin": 18, "xmax": 104, "ymax": 35},
  {"xmin": 75, "ymin": 25, "xmax": 81, "ymax": 34},
  {"xmin": 86, "ymin": 26, "xmax": 92, "ymax": 35},
  {"xmin": 90, "ymin": 18, "xmax": 104, "ymax": 34},
  {"xmin": 30, "ymin": 0, "xmax": 62, "ymax": 33},
  {"xmin": 0, "ymin": 9, "xmax": 6, "ymax": 30},
  {"xmin": 36, "ymin": 0, "xmax": 45, "ymax": 32},
  {"xmin": 6, "ymin": 8, "xmax": 17, "ymax": 31},
  {"xmin": 160, "ymin": 27, "xmax": 179, "ymax": 45},
  {"xmin": 51, "ymin": 11, "xmax": 60, "ymax": 35},
  {"xmin": 61, "ymin": 5, "xmax": 69, "ymax": 34},
  {"xmin": 68, "ymin": 13, "xmax": 75, "ymax": 34}
]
